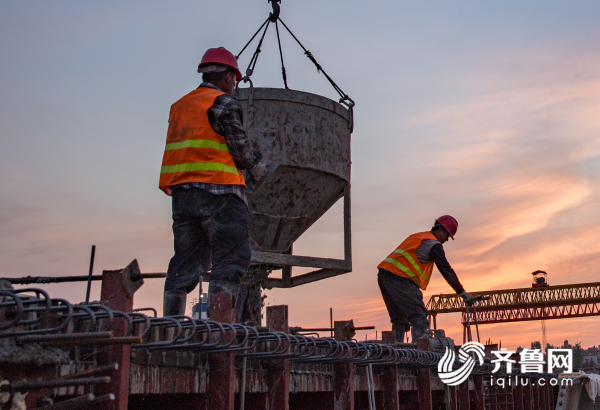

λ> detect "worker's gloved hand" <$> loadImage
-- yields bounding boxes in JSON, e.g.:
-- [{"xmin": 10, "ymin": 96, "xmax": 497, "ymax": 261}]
[
  {"xmin": 249, "ymin": 162, "xmax": 267, "ymax": 183},
  {"xmin": 460, "ymin": 291, "xmax": 476, "ymax": 303}
]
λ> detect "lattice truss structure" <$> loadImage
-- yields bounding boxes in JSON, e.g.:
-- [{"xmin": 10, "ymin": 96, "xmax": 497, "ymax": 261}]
[{"xmin": 426, "ymin": 282, "xmax": 600, "ymax": 325}]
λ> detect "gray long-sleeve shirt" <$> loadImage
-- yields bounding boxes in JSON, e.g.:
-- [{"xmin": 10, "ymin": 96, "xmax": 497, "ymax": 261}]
[{"xmin": 416, "ymin": 239, "xmax": 465, "ymax": 294}]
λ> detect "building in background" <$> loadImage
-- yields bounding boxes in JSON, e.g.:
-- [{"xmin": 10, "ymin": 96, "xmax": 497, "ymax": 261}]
[
  {"xmin": 191, "ymin": 293, "xmax": 208, "ymax": 319},
  {"xmin": 581, "ymin": 347, "xmax": 600, "ymax": 374}
]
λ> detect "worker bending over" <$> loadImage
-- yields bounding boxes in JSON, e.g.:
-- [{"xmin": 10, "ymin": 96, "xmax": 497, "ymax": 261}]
[
  {"xmin": 378, "ymin": 216, "xmax": 474, "ymax": 342},
  {"xmin": 159, "ymin": 47, "xmax": 266, "ymax": 317}
]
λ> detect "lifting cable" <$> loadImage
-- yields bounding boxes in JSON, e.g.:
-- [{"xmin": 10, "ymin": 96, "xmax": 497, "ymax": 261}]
[
  {"xmin": 236, "ymin": 17, "xmax": 270, "ymax": 62},
  {"xmin": 235, "ymin": 0, "xmax": 355, "ymax": 114},
  {"xmin": 239, "ymin": 19, "xmax": 271, "ymax": 87},
  {"xmin": 274, "ymin": 20, "xmax": 288, "ymax": 90}
]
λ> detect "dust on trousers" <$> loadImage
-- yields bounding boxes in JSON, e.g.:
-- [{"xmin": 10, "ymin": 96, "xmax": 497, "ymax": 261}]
[
  {"xmin": 164, "ymin": 187, "xmax": 251, "ymax": 294},
  {"xmin": 378, "ymin": 268, "xmax": 429, "ymax": 341}
]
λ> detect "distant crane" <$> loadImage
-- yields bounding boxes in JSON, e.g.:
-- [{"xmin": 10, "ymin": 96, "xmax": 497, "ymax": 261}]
[{"xmin": 426, "ymin": 272, "xmax": 600, "ymax": 344}]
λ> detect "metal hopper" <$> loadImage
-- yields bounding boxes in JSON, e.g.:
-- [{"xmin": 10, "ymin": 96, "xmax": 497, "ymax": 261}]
[{"xmin": 235, "ymin": 87, "xmax": 352, "ymax": 288}]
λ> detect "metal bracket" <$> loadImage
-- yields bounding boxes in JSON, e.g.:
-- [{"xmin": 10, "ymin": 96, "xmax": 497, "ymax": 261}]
[
  {"xmin": 252, "ymin": 184, "xmax": 352, "ymax": 288},
  {"xmin": 120, "ymin": 259, "xmax": 144, "ymax": 299}
]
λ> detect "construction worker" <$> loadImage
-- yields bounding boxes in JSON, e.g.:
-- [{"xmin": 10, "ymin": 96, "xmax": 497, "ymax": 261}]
[
  {"xmin": 159, "ymin": 47, "xmax": 266, "ymax": 317},
  {"xmin": 377, "ymin": 216, "xmax": 475, "ymax": 342}
]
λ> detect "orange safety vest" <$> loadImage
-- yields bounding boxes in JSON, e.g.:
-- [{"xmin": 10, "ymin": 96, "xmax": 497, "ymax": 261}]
[
  {"xmin": 159, "ymin": 87, "xmax": 245, "ymax": 195},
  {"xmin": 378, "ymin": 232, "xmax": 439, "ymax": 290}
]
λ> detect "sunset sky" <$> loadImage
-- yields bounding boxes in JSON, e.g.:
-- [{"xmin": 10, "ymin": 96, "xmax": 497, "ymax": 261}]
[{"xmin": 1, "ymin": 0, "xmax": 599, "ymax": 350}]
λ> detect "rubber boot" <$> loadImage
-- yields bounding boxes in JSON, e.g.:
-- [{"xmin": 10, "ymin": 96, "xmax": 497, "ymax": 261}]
[
  {"xmin": 163, "ymin": 291, "xmax": 186, "ymax": 317},
  {"xmin": 392, "ymin": 323, "xmax": 410, "ymax": 344},
  {"xmin": 207, "ymin": 281, "xmax": 240, "ymax": 319},
  {"xmin": 411, "ymin": 326, "xmax": 428, "ymax": 343}
]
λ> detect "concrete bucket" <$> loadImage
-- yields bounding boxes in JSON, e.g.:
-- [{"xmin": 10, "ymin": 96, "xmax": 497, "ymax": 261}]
[{"xmin": 235, "ymin": 87, "xmax": 353, "ymax": 287}]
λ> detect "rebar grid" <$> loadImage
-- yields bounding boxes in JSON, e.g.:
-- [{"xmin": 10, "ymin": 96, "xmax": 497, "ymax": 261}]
[{"xmin": 0, "ymin": 288, "xmax": 557, "ymax": 378}]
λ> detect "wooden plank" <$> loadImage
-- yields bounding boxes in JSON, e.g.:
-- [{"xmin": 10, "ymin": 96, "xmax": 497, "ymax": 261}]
[
  {"xmin": 532, "ymin": 383, "xmax": 539, "ymax": 410},
  {"xmin": 206, "ymin": 293, "xmax": 235, "ymax": 410},
  {"xmin": 539, "ymin": 382, "xmax": 547, "ymax": 410},
  {"xmin": 458, "ymin": 379, "xmax": 469, "ymax": 410},
  {"xmin": 381, "ymin": 366, "xmax": 399, "ymax": 410},
  {"xmin": 333, "ymin": 321, "xmax": 354, "ymax": 410},
  {"xmin": 522, "ymin": 383, "xmax": 532, "ymax": 410},
  {"xmin": 97, "ymin": 269, "xmax": 134, "ymax": 410},
  {"xmin": 507, "ymin": 386, "xmax": 515, "ymax": 410},
  {"xmin": 333, "ymin": 364, "xmax": 354, "ymax": 410},
  {"xmin": 380, "ymin": 332, "xmax": 399, "ymax": 410},
  {"xmin": 265, "ymin": 305, "xmax": 290, "ymax": 410},
  {"xmin": 449, "ymin": 386, "xmax": 458, "ymax": 410},
  {"xmin": 416, "ymin": 339, "xmax": 432, "ymax": 410},
  {"xmin": 489, "ymin": 385, "xmax": 497, "ymax": 410},
  {"xmin": 473, "ymin": 376, "xmax": 485, "ymax": 410},
  {"xmin": 513, "ymin": 385, "xmax": 524, "ymax": 410},
  {"xmin": 547, "ymin": 384, "xmax": 555, "ymax": 410}
]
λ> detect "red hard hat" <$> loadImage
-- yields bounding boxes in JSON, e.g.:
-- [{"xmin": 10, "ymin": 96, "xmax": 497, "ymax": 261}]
[
  {"xmin": 436, "ymin": 215, "xmax": 458, "ymax": 239},
  {"xmin": 198, "ymin": 47, "xmax": 242, "ymax": 81}
]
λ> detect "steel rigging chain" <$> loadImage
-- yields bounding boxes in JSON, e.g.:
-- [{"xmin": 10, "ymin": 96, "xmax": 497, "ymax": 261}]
[{"xmin": 235, "ymin": 0, "xmax": 355, "ymax": 126}]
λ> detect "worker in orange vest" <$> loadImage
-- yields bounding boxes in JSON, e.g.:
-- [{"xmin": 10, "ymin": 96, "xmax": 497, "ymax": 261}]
[
  {"xmin": 159, "ymin": 47, "xmax": 266, "ymax": 317},
  {"xmin": 378, "ymin": 216, "xmax": 475, "ymax": 343}
]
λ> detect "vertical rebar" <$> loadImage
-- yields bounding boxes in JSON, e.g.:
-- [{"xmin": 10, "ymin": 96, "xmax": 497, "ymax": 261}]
[
  {"xmin": 330, "ymin": 307, "xmax": 333, "ymax": 338},
  {"xmin": 240, "ymin": 356, "xmax": 247, "ymax": 410},
  {"xmin": 367, "ymin": 363, "xmax": 375, "ymax": 410},
  {"xmin": 274, "ymin": 20, "xmax": 288, "ymax": 89},
  {"xmin": 366, "ymin": 363, "xmax": 372, "ymax": 410},
  {"xmin": 85, "ymin": 245, "xmax": 96, "ymax": 303}
]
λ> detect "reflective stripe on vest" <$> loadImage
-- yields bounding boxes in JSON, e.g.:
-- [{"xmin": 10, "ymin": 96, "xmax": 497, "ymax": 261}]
[
  {"xmin": 160, "ymin": 162, "xmax": 240, "ymax": 175},
  {"xmin": 165, "ymin": 139, "xmax": 230, "ymax": 152},
  {"xmin": 159, "ymin": 87, "xmax": 245, "ymax": 195},
  {"xmin": 383, "ymin": 257, "xmax": 419, "ymax": 280},
  {"xmin": 377, "ymin": 232, "xmax": 438, "ymax": 290},
  {"xmin": 392, "ymin": 249, "xmax": 429, "ymax": 280}
]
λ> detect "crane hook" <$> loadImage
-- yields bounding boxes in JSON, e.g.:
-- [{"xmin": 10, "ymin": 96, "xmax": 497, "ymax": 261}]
[{"xmin": 268, "ymin": 0, "xmax": 281, "ymax": 22}]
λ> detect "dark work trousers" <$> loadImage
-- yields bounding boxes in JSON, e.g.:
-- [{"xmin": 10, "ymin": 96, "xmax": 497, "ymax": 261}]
[
  {"xmin": 377, "ymin": 268, "xmax": 429, "ymax": 341},
  {"xmin": 164, "ymin": 187, "xmax": 251, "ymax": 294}
]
